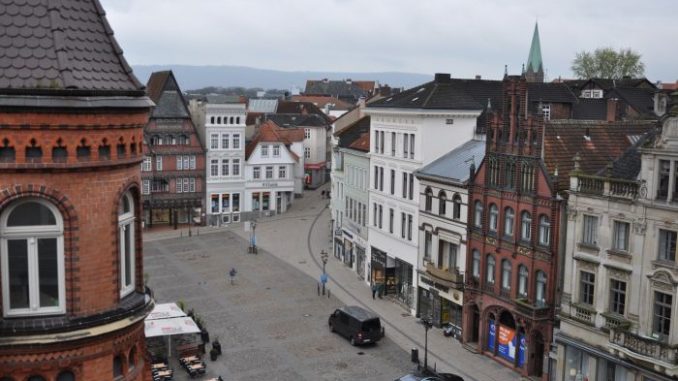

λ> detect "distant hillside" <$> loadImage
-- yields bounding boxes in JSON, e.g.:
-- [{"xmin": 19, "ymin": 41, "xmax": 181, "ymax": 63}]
[{"xmin": 131, "ymin": 65, "xmax": 432, "ymax": 92}]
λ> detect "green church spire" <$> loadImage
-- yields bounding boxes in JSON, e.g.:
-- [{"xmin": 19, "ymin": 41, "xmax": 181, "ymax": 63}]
[{"xmin": 525, "ymin": 22, "xmax": 544, "ymax": 82}]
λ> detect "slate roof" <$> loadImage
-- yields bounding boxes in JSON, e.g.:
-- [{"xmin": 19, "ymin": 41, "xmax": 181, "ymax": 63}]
[
  {"xmin": 415, "ymin": 139, "xmax": 485, "ymax": 185},
  {"xmin": 146, "ymin": 71, "xmax": 190, "ymax": 118},
  {"xmin": 597, "ymin": 129, "xmax": 659, "ymax": 180},
  {"xmin": 542, "ymin": 120, "xmax": 658, "ymax": 189},
  {"xmin": 572, "ymin": 98, "xmax": 607, "ymax": 120},
  {"xmin": 276, "ymin": 100, "xmax": 332, "ymax": 123},
  {"xmin": 304, "ymin": 79, "xmax": 371, "ymax": 100},
  {"xmin": 290, "ymin": 95, "xmax": 353, "ymax": 111},
  {"xmin": 336, "ymin": 116, "xmax": 370, "ymax": 152},
  {"xmin": 245, "ymin": 120, "xmax": 303, "ymax": 160},
  {"xmin": 0, "ymin": 0, "xmax": 144, "ymax": 93},
  {"xmin": 527, "ymin": 82, "xmax": 577, "ymax": 104},
  {"xmin": 265, "ymin": 114, "xmax": 329, "ymax": 128},
  {"xmin": 608, "ymin": 87, "xmax": 656, "ymax": 117}
]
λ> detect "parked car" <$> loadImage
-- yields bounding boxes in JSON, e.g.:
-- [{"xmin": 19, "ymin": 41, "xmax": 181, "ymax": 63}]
[
  {"xmin": 328, "ymin": 306, "xmax": 384, "ymax": 345},
  {"xmin": 394, "ymin": 375, "xmax": 441, "ymax": 381}
]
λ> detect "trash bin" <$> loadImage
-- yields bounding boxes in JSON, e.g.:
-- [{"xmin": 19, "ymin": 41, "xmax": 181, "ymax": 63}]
[{"xmin": 411, "ymin": 348, "xmax": 419, "ymax": 363}]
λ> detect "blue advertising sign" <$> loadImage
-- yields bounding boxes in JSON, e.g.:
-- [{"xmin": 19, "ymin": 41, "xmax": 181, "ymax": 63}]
[
  {"xmin": 487, "ymin": 319, "xmax": 496, "ymax": 351},
  {"xmin": 518, "ymin": 333, "xmax": 527, "ymax": 367},
  {"xmin": 497, "ymin": 325, "xmax": 517, "ymax": 362}
]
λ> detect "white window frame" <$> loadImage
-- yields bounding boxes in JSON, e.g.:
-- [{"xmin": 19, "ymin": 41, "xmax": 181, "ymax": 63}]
[
  {"xmin": 304, "ymin": 147, "xmax": 311, "ymax": 159},
  {"xmin": 142, "ymin": 156, "xmax": 151, "ymax": 171},
  {"xmin": 232, "ymin": 159, "xmax": 240, "ymax": 176},
  {"xmin": 304, "ymin": 128, "xmax": 311, "ymax": 139},
  {"xmin": 538, "ymin": 215, "xmax": 551, "ymax": 246},
  {"xmin": 1, "ymin": 199, "xmax": 65, "ymax": 316},
  {"xmin": 222, "ymin": 159, "xmax": 229, "ymax": 177},
  {"xmin": 253, "ymin": 166, "xmax": 261, "ymax": 179},
  {"xmin": 119, "ymin": 192, "xmax": 135, "ymax": 297},
  {"xmin": 210, "ymin": 134, "xmax": 219, "ymax": 149},
  {"xmin": 265, "ymin": 166, "xmax": 273, "ymax": 179},
  {"xmin": 210, "ymin": 159, "xmax": 219, "ymax": 177},
  {"xmin": 489, "ymin": 204, "xmax": 498, "ymax": 233},
  {"xmin": 155, "ymin": 155, "xmax": 162, "ymax": 171},
  {"xmin": 261, "ymin": 145, "xmax": 269, "ymax": 157},
  {"xmin": 142, "ymin": 180, "xmax": 150, "ymax": 195},
  {"xmin": 273, "ymin": 145, "xmax": 280, "ymax": 157},
  {"xmin": 612, "ymin": 221, "xmax": 630, "ymax": 252},
  {"xmin": 190, "ymin": 156, "xmax": 196, "ymax": 170},
  {"xmin": 582, "ymin": 215, "xmax": 598, "ymax": 246},
  {"xmin": 232, "ymin": 134, "xmax": 240, "ymax": 149},
  {"xmin": 221, "ymin": 134, "xmax": 229, "ymax": 149},
  {"xmin": 278, "ymin": 166, "xmax": 286, "ymax": 179}
]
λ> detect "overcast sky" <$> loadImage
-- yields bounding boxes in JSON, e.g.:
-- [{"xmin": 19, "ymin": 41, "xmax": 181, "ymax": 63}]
[{"xmin": 100, "ymin": 0, "xmax": 677, "ymax": 83}]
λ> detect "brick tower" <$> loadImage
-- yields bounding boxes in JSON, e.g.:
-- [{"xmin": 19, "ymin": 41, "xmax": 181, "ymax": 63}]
[{"xmin": 0, "ymin": 1, "xmax": 154, "ymax": 380}]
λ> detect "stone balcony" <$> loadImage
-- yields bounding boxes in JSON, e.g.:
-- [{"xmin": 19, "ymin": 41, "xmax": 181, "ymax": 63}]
[
  {"xmin": 424, "ymin": 261, "xmax": 464, "ymax": 289},
  {"xmin": 609, "ymin": 329, "xmax": 678, "ymax": 376},
  {"xmin": 515, "ymin": 299, "xmax": 551, "ymax": 321},
  {"xmin": 570, "ymin": 173, "xmax": 640, "ymax": 200}
]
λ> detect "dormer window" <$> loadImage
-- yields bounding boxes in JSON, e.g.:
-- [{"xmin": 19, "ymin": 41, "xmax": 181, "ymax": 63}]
[{"xmin": 581, "ymin": 89, "xmax": 603, "ymax": 99}]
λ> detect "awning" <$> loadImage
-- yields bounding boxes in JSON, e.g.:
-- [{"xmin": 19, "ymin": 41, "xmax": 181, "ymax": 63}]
[
  {"xmin": 146, "ymin": 302, "xmax": 186, "ymax": 320},
  {"xmin": 144, "ymin": 317, "xmax": 201, "ymax": 338}
]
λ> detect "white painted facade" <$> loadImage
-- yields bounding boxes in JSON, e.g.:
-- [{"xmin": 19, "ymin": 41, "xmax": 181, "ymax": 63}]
[
  {"xmin": 303, "ymin": 125, "xmax": 328, "ymax": 188},
  {"xmin": 365, "ymin": 108, "xmax": 481, "ymax": 313},
  {"xmin": 555, "ymin": 116, "xmax": 678, "ymax": 381},
  {"xmin": 244, "ymin": 141, "xmax": 303, "ymax": 216},
  {"xmin": 205, "ymin": 103, "xmax": 247, "ymax": 226}
]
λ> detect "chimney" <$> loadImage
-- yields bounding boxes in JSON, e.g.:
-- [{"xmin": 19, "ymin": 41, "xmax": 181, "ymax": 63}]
[
  {"xmin": 475, "ymin": 75, "xmax": 481, "ymax": 80},
  {"xmin": 434, "ymin": 73, "xmax": 451, "ymax": 83},
  {"xmin": 606, "ymin": 98, "xmax": 618, "ymax": 122}
]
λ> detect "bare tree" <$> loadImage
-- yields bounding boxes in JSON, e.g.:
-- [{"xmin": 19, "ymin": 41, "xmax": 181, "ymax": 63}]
[{"xmin": 571, "ymin": 48, "xmax": 645, "ymax": 79}]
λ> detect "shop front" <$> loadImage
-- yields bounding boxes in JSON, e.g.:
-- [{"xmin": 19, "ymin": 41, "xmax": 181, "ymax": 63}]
[
  {"xmin": 371, "ymin": 247, "xmax": 394, "ymax": 294},
  {"xmin": 343, "ymin": 237, "xmax": 354, "ymax": 268},
  {"xmin": 394, "ymin": 259, "xmax": 413, "ymax": 308},
  {"xmin": 355, "ymin": 245, "xmax": 366, "ymax": 280},
  {"xmin": 209, "ymin": 192, "xmax": 241, "ymax": 226},
  {"xmin": 417, "ymin": 275, "xmax": 463, "ymax": 333}
]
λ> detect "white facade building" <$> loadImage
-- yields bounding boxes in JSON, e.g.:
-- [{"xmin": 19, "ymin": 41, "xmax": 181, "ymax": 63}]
[
  {"xmin": 555, "ymin": 109, "xmax": 678, "ymax": 381},
  {"xmin": 365, "ymin": 73, "xmax": 483, "ymax": 313},
  {"xmin": 331, "ymin": 116, "xmax": 371, "ymax": 280},
  {"xmin": 244, "ymin": 121, "xmax": 305, "ymax": 217},
  {"xmin": 415, "ymin": 139, "xmax": 484, "ymax": 332},
  {"xmin": 205, "ymin": 103, "xmax": 247, "ymax": 225}
]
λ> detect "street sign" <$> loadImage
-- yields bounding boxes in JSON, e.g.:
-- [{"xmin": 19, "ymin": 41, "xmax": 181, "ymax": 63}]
[{"xmin": 320, "ymin": 273, "xmax": 328, "ymax": 284}]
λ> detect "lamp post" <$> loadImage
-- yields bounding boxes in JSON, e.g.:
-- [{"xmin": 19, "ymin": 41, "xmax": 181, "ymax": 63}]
[
  {"xmin": 320, "ymin": 250, "xmax": 328, "ymax": 295},
  {"xmin": 420, "ymin": 317, "xmax": 433, "ymax": 372}
]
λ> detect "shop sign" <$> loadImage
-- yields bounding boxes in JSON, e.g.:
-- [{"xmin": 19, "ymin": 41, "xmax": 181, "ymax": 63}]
[
  {"xmin": 419, "ymin": 276, "xmax": 449, "ymax": 293},
  {"xmin": 262, "ymin": 182, "xmax": 279, "ymax": 187},
  {"xmin": 487, "ymin": 324, "xmax": 526, "ymax": 366}
]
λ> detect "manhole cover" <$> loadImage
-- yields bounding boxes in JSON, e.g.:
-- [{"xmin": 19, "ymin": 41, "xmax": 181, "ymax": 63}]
[{"xmin": 357, "ymin": 351, "xmax": 364, "ymax": 355}]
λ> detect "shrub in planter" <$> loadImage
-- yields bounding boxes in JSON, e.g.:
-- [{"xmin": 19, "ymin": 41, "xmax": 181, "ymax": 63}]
[
  {"xmin": 211, "ymin": 338, "xmax": 222, "ymax": 355},
  {"xmin": 209, "ymin": 348, "xmax": 218, "ymax": 361}
]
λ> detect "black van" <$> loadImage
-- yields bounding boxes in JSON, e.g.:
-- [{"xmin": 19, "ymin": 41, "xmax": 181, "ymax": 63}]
[{"xmin": 328, "ymin": 306, "xmax": 384, "ymax": 345}]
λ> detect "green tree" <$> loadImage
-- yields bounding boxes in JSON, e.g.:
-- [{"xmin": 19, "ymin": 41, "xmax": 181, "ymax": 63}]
[{"xmin": 571, "ymin": 47, "xmax": 645, "ymax": 79}]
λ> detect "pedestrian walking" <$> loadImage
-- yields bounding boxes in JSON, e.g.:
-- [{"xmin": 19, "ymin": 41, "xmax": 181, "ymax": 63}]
[
  {"xmin": 371, "ymin": 283, "xmax": 377, "ymax": 299},
  {"xmin": 229, "ymin": 267, "xmax": 237, "ymax": 285}
]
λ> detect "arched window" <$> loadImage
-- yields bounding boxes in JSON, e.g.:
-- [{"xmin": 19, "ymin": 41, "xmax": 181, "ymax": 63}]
[
  {"xmin": 236, "ymin": 117, "xmax": 241, "ymax": 124},
  {"xmin": 489, "ymin": 204, "xmax": 498, "ymax": 233},
  {"xmin": 521, "ymin": 211, "xmax": 532, "ymax": 241},
  {"xmin": 518, "ymin": 265, "xmax": 529, "ymax": 298},
  {"xmin": 486, "ymin": 255, "xmax": 495, "ymax": 284},
  {"xmin": 56, "ymin": 371, "xmax": 75, "ymax": 381},
  {"xmin": 113, "ymin": 355, "xmax": 123, "ymax": 378},
  {"xmin": 472, "ymin": 250, "xmax": 480, "ymax": 278},
  {"xmin": 474, "ymin": 201, "xmax": 483, "ymax": 228},
  {"xmin": 424, "ymin": 187, "xmax": 433, "ymax": 212},
  {"xmin": 119, "ymin": 192, "xmax": 135, "ymax": 297},
  {"xmin": 438, "ymin": 191, "xmax": 447, "ymax": 216},
  {"xmin": 217, "ymin": 117, "xmax": 222, "ymax": 124},
  {"xmin": 538, "ymin": 215, "xmax": 551, "ymax": 246},
  {"xmin": 452, "ymin": 194, "xmax": 461, "ymax": 220},
  {"xmin": 210, "ymin": 116, "xmax": 215, "ymax": 124},
  {"xmin": 1, "ymin": 199, "xmax": 65, "ymax": 316},
  {"xmin": 536, "ymin": 271, "xmax": 547, "ymax": 305},
  {"xmin": 501, "ymin": 259, "xmax": 512, "ymax": 290},
  {"xmin": 504, "ymin": 207, "xmax": 514, "ymax": 237},
  {"xmin": 27, "ymin": 376, "xmax": 46, "ymax": 381},
  {"xmin": 230, "ymin": 117, "xmax": 234, "ymax": 124},
  {"xmin": 128, "ymin": 347, "xmax": 137, "ymax": 370}
]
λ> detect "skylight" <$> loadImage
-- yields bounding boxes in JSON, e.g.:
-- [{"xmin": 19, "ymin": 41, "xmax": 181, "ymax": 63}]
[
  {"xmin": 411, "ymin": 97, "xmax": 419, "ymax": 102},
  {"xmin": 416, "ymin": 87, "xmax": 426, "ymax": 93}
]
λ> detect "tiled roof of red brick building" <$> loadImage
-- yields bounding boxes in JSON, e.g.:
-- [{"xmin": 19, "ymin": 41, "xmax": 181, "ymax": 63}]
[
  {"xmin": 542, "ymin": 119, "xmax": 658, "ymax": 188},
  {"xmin": 245, "ymin": 120, "xmax": 304, "ymax": 160}
]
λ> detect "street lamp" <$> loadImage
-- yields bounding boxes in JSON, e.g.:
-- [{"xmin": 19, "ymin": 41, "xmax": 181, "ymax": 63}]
[
  {"xmin": 420, "ymin": 317, "xmax": 433, "ymax": 372},
  {"xmin": 320, "ymin": 250, "xmax": 328, "ymax": 295}
]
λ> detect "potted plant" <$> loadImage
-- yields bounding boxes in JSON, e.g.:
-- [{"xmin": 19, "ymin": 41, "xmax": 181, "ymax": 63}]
[{"xmin": 209, "ymin": 347, "xmax": 218, "ymax": 361}]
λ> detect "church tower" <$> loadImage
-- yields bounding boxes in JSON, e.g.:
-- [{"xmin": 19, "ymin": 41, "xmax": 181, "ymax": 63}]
[{"xmin": 525, "ymin": 23, "xmax": 544, "ymax": 83}]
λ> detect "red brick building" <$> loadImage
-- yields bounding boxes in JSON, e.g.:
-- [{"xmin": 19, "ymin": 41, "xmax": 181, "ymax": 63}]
[
  {"xmin": 0, "ymin": 1, "xmax": 154, "ymax": 380},
  {"xmin": 463, "ymin": 75, "xmax": 563, "ymax": 379},
  {"xmin": 142, "ymin": 71, "xmax": 206, "ymax": 228}
]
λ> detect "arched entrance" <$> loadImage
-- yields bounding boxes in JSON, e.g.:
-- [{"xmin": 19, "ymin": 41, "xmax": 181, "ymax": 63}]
[
  {"xmin": 530, "ymin": 330, "xmax": 545, "ymax": 377},
  {"xmin": 492, "ymin": 310, "xmax": 524, "ymax": 367}
]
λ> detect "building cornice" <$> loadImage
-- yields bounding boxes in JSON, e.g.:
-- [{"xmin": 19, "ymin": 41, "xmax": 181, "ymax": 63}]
[{"xmin": 364, "ymin": 107, "xmax": 482, "ymax": 119}]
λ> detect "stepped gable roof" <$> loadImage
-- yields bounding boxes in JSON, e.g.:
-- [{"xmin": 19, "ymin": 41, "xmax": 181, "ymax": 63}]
[
  {"xmin": 542, "ymin": 119, "xmax": 658, "ymax": 189},
  {"xmin": 336, "ymin": 115, "xmax": 370, "ymax": 152},
  {"xmin": 146, "ymin": 71, "xmax": 190, "ymax": 119},
  {"xmin": 572, "ymin": 98, "xmax": 607, "ymax": 120},
  {"xmin": 415, "ymin": 139, "xmax": 485, "ymax": 185},
  {"xmin": 608, "ymin": 87, "xmax": 656, "ymax": 117},
  {"xmin": 0, "ymin": 0, "xmax": 144, "ymax": 93},
  {"xmin": 265, "ymin": 113, "xmax": 329, "ymax": 128},
  {"xmin": 277, "ymin": 100, "xmax": 332, "ymax": 123},
  {"xmin": 245, "ymin": 120, "xmax": 303, "ymax": 160},
  {"xmin": 597, "ymin": 129, "xmax": 659, "ymax": 180}
]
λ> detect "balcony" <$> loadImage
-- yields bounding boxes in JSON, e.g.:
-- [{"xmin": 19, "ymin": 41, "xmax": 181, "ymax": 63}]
[
  {"xmin": 610, "ymin": 329, "xmax": 678, "ymax": 367},
  {"xmin": 571, "ymin": 303, "xmax": 596, "ymax": 326},
  {"xmin": 571, "ymin": 173, "xmax": 639, "ymax": 200},
  {"xmin": 601, "ymin": 312, "xmax": 631, "ymax": 332},
  {"xmin": 424, "ymin": 261, "xmax": 464, "ymax": 289},
  {"xmin": 515, "ymin": 299, "xmax": 551, "ymax": 320}
]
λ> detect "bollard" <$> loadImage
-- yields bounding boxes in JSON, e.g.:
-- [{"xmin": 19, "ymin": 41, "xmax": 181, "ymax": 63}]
[
  {"xmin": 327, "ymin": 288, "xmax": 331, "ymax": 298},
  {"xmin": 317, "ymin": 283, "xmax": 320, "ymax": 296}
]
